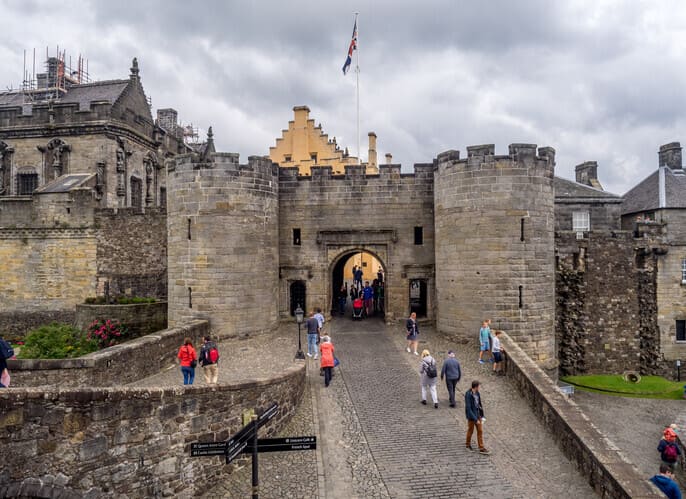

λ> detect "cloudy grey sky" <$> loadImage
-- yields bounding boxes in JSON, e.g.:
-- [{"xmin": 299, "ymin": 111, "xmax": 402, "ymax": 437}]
[{"xmin": 1, "ymin": 0, "xmax": 684, "ymax": 194}]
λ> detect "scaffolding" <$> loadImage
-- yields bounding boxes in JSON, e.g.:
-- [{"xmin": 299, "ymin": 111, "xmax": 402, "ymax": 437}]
[{"xmin": 20, "ymin": 46, "xmax": 92, "ymax": 104}]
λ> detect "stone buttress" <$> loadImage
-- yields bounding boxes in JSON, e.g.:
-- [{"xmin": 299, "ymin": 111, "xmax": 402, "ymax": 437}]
[{"xmin": 434, "ymin": 144, "xmax": 556, "ymax": 365}]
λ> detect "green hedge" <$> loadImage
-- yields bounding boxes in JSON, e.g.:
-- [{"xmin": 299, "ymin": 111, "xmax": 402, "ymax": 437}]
[{"xmin": 18, "ymin": 323, "xmax": 98, "ymax": 359}]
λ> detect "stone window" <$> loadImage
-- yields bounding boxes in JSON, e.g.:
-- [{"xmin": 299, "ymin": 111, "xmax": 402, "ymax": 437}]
[
  {"xmin": 676, "ymin": 320, "xmax": 686, "ymax": 342},
  {"xmin": 17, "ymin": 173, "xmax": 38, "ymax": 195},
  {"xmin": 414, "ymin": 226, "xmax": 423, "ymax": 245},
  {"xmin": 160, "ymin": 187, "xmax": 167, "ymax": 208},
  {"xmin": 284, "ymin": 155, "xmax": 292, "ymax": 162},
  {"xmin": 310, "ymin": 153, "xmax": 317, "ymax": 162},
  {"xmin": 293, "ymin": 228, "xmax": 301, "ymax": 246},
  {"xmin": 572, "ymin": 211, "xmax": 590, "ymax": 232},
  {"xmin": 130, "ymin": 176, "xmax": 143, "ymax": 210}
]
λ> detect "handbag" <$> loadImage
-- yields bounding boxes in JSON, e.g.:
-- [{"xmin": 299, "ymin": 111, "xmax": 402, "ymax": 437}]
[
  {"xmin": 186, "ymin": 346, "xmax": 197, "ymax": 368},
  {"xmin": 334, "ymin": 357, "xmax": 340, "ymax": 368}
]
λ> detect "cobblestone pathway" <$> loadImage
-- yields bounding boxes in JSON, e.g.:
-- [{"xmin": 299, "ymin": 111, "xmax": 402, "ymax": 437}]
[{"xmin": 329, "ymin": 317, "xmax": 514, "ymax": 499}]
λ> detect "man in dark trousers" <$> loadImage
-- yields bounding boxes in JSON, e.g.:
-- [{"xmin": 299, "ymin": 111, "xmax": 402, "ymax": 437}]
[
  {"xmin": 306, "ymin": 310, "xmax": 320, "ymax": 359},
  {"xmin": 465, "ymin": 380, "xmax": 490, "ymax": 454},
  {"xmin": 440, "ymin": 350, "xmax": 462, "ymax": 407}
]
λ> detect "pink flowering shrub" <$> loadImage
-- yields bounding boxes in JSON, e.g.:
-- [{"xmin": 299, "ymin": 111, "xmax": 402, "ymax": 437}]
[{"xmin": 87, "ymin": 319, "xmax": 129, "ymax": 349}]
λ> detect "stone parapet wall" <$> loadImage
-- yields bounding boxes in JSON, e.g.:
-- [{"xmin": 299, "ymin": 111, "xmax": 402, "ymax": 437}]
[
  {"xmin": 0, "ymin": 310, "xmax": 76, "ymax": 339},
  {"xmin": 500, "ymin": 332, "xmax": 661, "ymax": 498},
  {"xmin": 74, "ymin": 301, "xmax": 167, "ymax": 338},
  {"xmin": 434, "ymin": 145, "xmax": 556, "ymax": 364},
  {"xmin": 0, "ymin": 364, "xmax": 305, "ymax": 498},
  {"xmin": 167, "ymin": 154, "xmax": 280, "ymax": 338},
  {"xmin": 9, "ymin": 320, "xmax": 206, "ymax": 388}
]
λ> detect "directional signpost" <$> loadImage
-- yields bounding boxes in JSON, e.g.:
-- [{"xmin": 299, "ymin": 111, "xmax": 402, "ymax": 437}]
[{"xmin": 189, "ymin": 402, "xmax": 316, "ymax": 499}]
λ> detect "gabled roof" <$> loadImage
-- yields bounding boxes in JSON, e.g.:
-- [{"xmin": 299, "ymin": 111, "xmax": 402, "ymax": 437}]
[
  {"xmin": 0, "ymin": 79, "xmax": 130, "ymax": 109},
  {"xmin": 554, "ymin": 176, "xmax": 622, "ymax": 202},
  {"xmin": 622, "ymin": 167, "xmax": 686, "ymax": 215}
]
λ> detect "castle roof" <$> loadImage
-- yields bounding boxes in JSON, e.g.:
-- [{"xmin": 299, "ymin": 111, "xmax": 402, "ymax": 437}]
[
  {"xmin": 553, "ymin": 176, "xmax": 622, "ymax": 202},
  {"xmin": 0, "ymin": 79, "xmax": 130, "ymax": 109},
  {"xmin": 622, "ymin": 166, "xmax": 686, "ymax": 215}
]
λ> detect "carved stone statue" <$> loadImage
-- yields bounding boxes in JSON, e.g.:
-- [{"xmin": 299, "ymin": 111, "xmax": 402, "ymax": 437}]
[{"xmin": 116, "ymin": 148, "xmax": 126, "ymax": 197}]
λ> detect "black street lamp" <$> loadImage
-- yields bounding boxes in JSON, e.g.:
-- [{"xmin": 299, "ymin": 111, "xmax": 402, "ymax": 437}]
[
  {"xmin": 677, "ymin": 359, "xmax": 682, "ymax": 382},
  {"xmin": 294, "ymin": 304, "xmax": 305, "ymax": 360}
]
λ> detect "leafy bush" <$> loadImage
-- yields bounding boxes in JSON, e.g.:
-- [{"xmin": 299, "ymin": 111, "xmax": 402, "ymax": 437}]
[
  {"xmin": 18, "ymin": 323, "xmax": 97, "ymax": 359},
  {"xmin": 86, "ymin": 319, "xmax": 129, "ymax": 348}
]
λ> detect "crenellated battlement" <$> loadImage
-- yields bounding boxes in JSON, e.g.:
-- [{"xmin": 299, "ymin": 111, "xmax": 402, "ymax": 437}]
[
  {"xmin": 278, "ymin": 162, "xmax": 433, "ymax": 184},
  {"xmin": 169, "ymin": 152, "xmax": 278, "ymax": 178},
  {"xmin": 436, "ymin": 143, "xmax": 555, "ymax": 177}
]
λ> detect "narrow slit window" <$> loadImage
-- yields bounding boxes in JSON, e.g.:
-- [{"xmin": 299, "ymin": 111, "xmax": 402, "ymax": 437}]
[
  {"xmin": 188, "ymin": 287, "xmax": 192, "ymax": 308},
  {"xmin": 293, "ymin": 228, "xmax": 301, "ymax": 246},
  {"xmin": 414, "ymin": 226, "xmax": 423, "ymax": 245},
  {"xmin": 520, "ymin": 218, "xmax": 525, "ymax": 242},
  {"xmin": 188, "ymin": 218, "xmax": 192, "ymax": 240},
  {"xmin": 677, "ymin": 320, "xmax": 686, "ymax": 342},
  {"xmin": 518, "ymin": 285, "xmax": 523, "ymax": 309}
]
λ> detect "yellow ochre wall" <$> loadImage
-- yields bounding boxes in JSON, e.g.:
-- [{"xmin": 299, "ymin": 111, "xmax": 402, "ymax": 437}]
[{"xmin": 269, "ymin": 106, "xmax": 379, "ymax": 175}]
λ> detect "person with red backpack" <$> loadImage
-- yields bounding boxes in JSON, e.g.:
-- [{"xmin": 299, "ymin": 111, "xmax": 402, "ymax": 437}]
[
  {"xmin": 199, "ymin": 335, "xmax": 220, "ymax": 385},
  {"xmin": 658, "ymin": 427, "xmax": 682, "ymax": 466}
]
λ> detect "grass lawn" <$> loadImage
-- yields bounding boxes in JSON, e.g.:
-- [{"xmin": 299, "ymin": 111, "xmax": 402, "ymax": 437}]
[{"xmin": 561, "ymin": 374, "xmax": 686, "ymax": 400}]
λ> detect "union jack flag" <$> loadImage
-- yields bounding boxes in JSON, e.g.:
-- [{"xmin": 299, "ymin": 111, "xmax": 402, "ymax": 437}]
[{"xmin": 342, "ymin": 19, "xmax": 357, "ymax": 75}]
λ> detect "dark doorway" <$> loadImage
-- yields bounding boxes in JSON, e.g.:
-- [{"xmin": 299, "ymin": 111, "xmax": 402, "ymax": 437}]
[
  {"xmin": 331, "ymin": 256, "xmax": 348, "ymax": 315},
  {"xmin": 290, "ymin": 281, "xmax": 306, "ymax": 316},
  {"xmin": 331, "ymin": 251, "xmax": 385, "ymax": 318},
  {"xmin": 409, "ymin": 279, "xmax": 427, "ymax": 317}
]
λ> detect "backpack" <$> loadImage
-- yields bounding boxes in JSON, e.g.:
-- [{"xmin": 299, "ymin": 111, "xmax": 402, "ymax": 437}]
[
  {"xmin": 664, "ymin": 442, "xmax": 679, "ymax": 462},
  {"xmin": 426, "ymin": 361, "xmax": 437, "ymax": 378},
  {"xmin": 0, "ymin": 339, "xmax": 15, "ymax": 360},
  {"xmin": 204, "ymin": 344, "xmax": 219, "ymax": 365}
]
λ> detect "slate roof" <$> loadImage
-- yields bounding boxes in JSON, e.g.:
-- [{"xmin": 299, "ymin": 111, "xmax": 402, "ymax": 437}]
[
  {"xmin": 554, "ymin": 176, "xmax": 622, "ymax": 201},
  {"xmin": 0, "ymin": 80, "xmax": 129, "ymax": 109},
  {"xmin": 36, "ymin": 174, "xmax": 94, "ymax": 193},
  {"xmin": 622, "ymin": 167, "xmax": 686, "ymax": 215}
]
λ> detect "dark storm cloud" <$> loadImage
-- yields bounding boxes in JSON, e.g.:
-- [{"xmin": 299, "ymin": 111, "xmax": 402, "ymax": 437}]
[{"xmin": 1, "ymin": 0, "xmax": 685, "ymax": 194}]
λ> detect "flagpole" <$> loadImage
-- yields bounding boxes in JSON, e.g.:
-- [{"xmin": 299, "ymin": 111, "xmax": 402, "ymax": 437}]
[{"xmin": 355, "ymin": 12, "xmax": 360, "ymax": 165}]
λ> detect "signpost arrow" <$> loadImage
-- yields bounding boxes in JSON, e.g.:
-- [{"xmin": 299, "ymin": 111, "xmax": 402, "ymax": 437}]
[
  {"xmin": 190, "ymin": 442, "xmax": 227, "ymax": 457},
  {"xmin": 241, "ymin": 436, "xmax": 317, "ymax": 454}
]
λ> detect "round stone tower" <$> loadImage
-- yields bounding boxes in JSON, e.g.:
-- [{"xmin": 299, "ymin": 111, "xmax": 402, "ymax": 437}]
[
  {"xmin": 166, "ymin": 146, "xmax": 279, "ymax": 338},
  {"xmin": 434, "ymin": 144, "xmax": 556, "ymax": 365}
]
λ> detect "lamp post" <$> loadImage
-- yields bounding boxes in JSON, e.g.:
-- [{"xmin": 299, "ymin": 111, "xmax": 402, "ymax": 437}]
[
  {"xmin": 294, "ymin": 304, "xmax": 305, "ymax": 360},
  {"xmin": 677, "ymin": 359, "xmax": 681, "ymax": 382}
]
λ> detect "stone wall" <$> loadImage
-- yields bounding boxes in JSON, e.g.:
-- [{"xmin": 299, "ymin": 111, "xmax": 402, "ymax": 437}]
[
  {"xmin": 74, "ymin": 302, "xmax": 167, "ymax": 338},
  {"xmin": 277, "ymin": 163, "xmax": 435, "ymax": 323},
  {"xmin": 0, "ymin": 363, "xmax": 305, "ymax": 498},
  {"xmin": 9, "ymin": 319, "xmax": 204, "ymax": 388},
  {"xmin": 556, "ymin": 231, "xmax": 661, "ymax": 375},
  {"xmin": 0, "ymin": 227, "xmax": 97, "ymax": 335},
  {"xmin": 167, "ymin": 153, "xmax": 280, "ymax": 339},
  {"xmin": 95, "ymin": 208, "xmax": 167, "ymax": 299},
  {"xmin": 434, "ymin": 144, "xmax": 556, "ymax": 364},
  {"xmin": 499, "ymin": 332, "xmax": 661, "ymax": 498}
]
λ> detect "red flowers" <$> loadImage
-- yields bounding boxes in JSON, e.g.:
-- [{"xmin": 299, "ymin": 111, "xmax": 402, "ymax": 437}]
[{"xmin": 87, "ymin": 319, "xmax": 129, "ymax": 349}]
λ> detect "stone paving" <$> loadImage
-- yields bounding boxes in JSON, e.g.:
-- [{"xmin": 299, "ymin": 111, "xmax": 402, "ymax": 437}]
[{"xmin": 133, "ymin": 317, "xmax": 601, "ymax": 498}]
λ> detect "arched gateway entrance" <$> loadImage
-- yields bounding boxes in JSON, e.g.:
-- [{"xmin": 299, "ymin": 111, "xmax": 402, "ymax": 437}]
[{"xmin": 330, "ymin": 249, "xmax": 386, "ymax": 318}]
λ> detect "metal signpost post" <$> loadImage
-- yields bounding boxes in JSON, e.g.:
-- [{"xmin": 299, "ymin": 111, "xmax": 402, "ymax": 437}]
[{"xmin": 189, "ymin": 403, "xmax": 316, "ymax": 498}]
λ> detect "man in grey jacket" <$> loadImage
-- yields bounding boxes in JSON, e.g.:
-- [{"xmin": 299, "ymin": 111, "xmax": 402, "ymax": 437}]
[{"xmin": 440, "ymin": 350, "xmax": 462, "ymax": 407}]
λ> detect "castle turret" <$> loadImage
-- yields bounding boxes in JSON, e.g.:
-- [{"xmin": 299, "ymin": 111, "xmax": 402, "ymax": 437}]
[
  {"xmin": 434, "ymin": 143, "xmax": 556, "ymax": 366},
  {"xmin": 167, "ymin": 140, "xmax": 279, "ymax": 338}
]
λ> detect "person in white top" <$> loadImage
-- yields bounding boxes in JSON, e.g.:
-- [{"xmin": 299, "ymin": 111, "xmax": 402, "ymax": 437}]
[{"xmin": 492, "ymin": 330, "xmax": 504, "ymax": 375}]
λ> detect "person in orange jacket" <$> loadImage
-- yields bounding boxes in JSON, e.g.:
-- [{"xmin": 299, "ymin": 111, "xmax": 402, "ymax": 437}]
[
  {"xmin": 177, "ymin": 337, "xmax": 197, "ymax": 385},
  {"xmin": 320, "ymin": 336, "xmax": 335, "ymax": 387}
]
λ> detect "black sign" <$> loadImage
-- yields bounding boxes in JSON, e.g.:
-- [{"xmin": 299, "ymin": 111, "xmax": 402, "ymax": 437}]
[
  {"xmin": 241, "ymin": 436, "xmax": 317, "ymax": 454},
  {"xmin": 258, "ymin": 403, "xmax": 278, "ymax": 425},
  {"xmin": 227, "ymin": 438, "xmax": 249, "ymax": 463},
  {"xmin": 190, "ymin": 442, "xmax": 227, "ymax": 457}
]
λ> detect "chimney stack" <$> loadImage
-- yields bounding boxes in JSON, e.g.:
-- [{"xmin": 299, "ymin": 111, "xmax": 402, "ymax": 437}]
[
  {"xmin": 367, "ymin": 132, "xmax": 377, "ymax": 171},
  {"xmin": 659, "ymin": 142, "xmax": 682, "ymax": 170},
  {"xmin": 385, "ymin": 153, "xmax": 393, "ymax": 165}
]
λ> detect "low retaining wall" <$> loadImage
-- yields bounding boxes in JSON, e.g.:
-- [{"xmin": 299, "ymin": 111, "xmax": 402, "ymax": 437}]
[
  {"xmin": 500, "ymin": 333, "xmax": 661, "ymax": 498},
  {"xmin": 0, "ymin": 364, "xmax": 305, "ymax": 498},
  {"xmin": 0, "ymin": 310, "xmax": 76, "ymax": 339},
  {"xmin": 74, "ymin": 302, "xmax": 168, "ymax": 338},
  {"xmin": 8, "ymin": 320, "xmax": 207, "ymax": 388}
]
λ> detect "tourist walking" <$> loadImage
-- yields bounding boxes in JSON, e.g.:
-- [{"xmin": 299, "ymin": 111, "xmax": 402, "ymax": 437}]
[
  {"xmin": 363, "ymin": 281, "xmax": 373, "ymax": 316},
  {"xmin": 177, "ymin": 337, "xmax": 197, "ymax": 385},
  {"xmin": 306, "ymin": 310, "xmax": 320, "ymax": 359},
  {"xmin": 0, "ymin": 336, "xmax": 14, "ymax": 388},
  {"xmin": 320, "ymin": 335, "xmax": 335, "ymax": 387},
  {"xmin": 420, "ymin": 350, "xmax": 439, "ymax": 408},
  {"xmin": 354, "ymin": 266, "xmax": 363, "ymax": 290},
  {"xmin": 338, "ymin": 284, "xmax": 347, "ymax": 315},
  {"xmin": 440, "ymin": 350, "xmax": 462, "ymax": 407},
  {"xmin": 199, "ymin": 335, "xmax": 220, "ymax": 385},
  {"xmin": 492, "ymin": 330, "xmax": 504, "ymax": 375},
  {"xmin": 478, "ymin": 320, "xmax": 492, "ymax": 364},
  {"xmin": 650, "ymin": 463, "xmax": 682, "ymax": 499},
  {"xmin": 314, "ymin": 307, "xmax": 326, "ymax": 336},
  {"xmin": 406, "ymin": 312, "xmax": 419, "ymax": 355},
  {"xmin": 658, "ymin": 427, "xmax": 682, "ymax": 466},
  {"xmin": 465, "ymin": 380, "xmax": 490, "ymax": 454}
]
